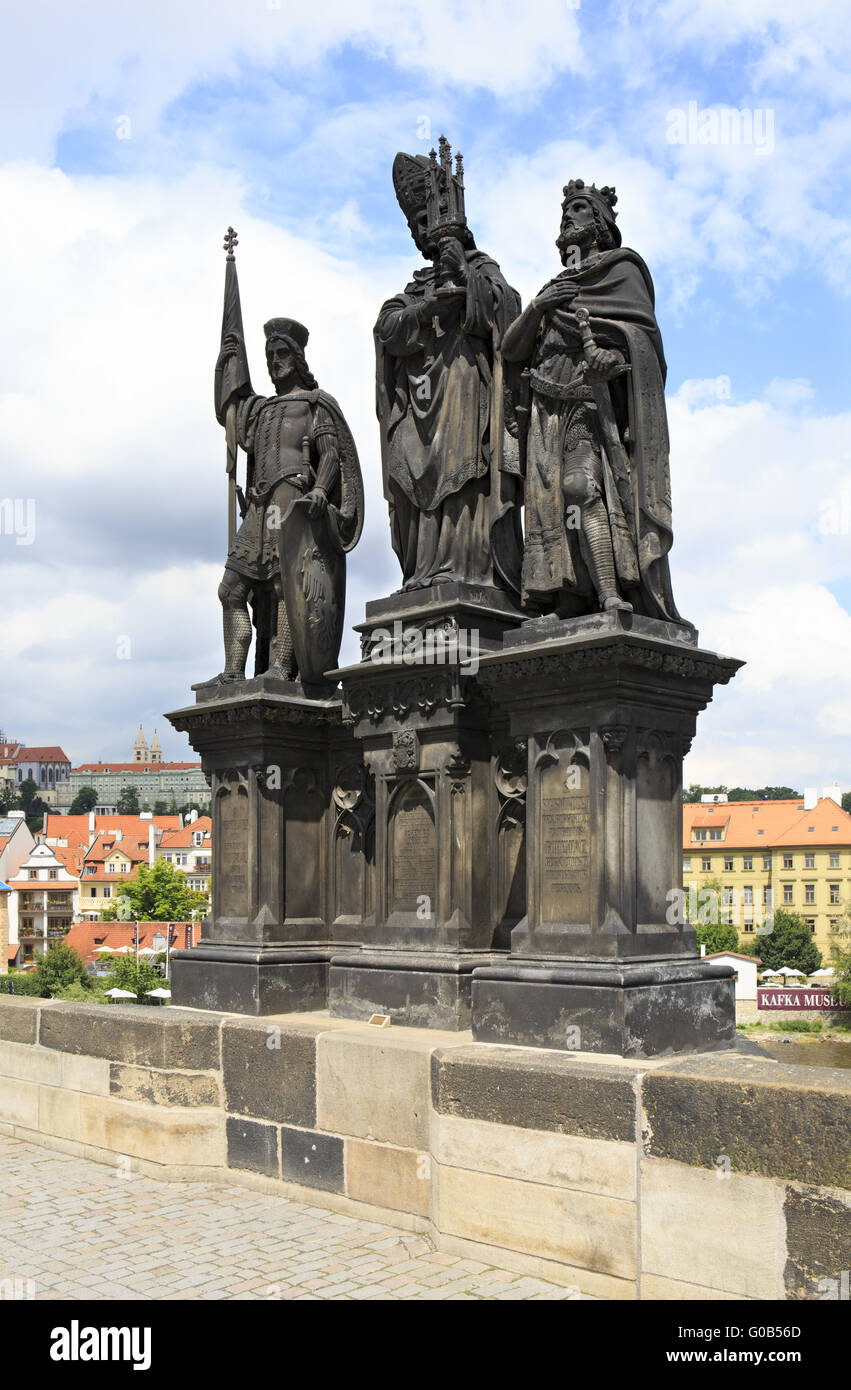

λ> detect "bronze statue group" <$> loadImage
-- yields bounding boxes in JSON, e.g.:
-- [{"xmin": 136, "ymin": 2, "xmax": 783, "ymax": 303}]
[{"xmin": 211, "ymin": 139, "xmax": 685, "ymax": 688}]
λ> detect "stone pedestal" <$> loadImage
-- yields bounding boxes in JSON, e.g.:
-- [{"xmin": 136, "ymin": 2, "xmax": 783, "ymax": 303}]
[
  {"xmin": 469, "ymin": 611, "xmax": 743, "ymax": 1057},
  {"xmin": 327, "ymin": 582, "xmax": 523, "ymax": 1028},
  {"xmin": 166, "ymin": 676, "xmax": 357, "ymax": 1015}
]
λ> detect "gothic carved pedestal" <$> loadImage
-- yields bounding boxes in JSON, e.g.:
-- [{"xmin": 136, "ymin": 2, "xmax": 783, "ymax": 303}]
[
  {"xmin": 166, "ymin": 678, "xmax": 360, "ymax": 1015},
  {"xmin": 327, "ymin": 583, "xmax": 522, "ymax": 1028},
  {"xmin": 470, "ymin": 611, "xmax": 743, "ymax": 1057}
]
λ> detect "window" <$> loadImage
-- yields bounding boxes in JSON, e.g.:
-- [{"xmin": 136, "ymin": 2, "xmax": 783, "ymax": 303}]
[
  {"xmin": 28, "ymin": 869, "xmax": 37, "ymax": 880},
  {"xmin": 830, "ymin": 852, "xmax": 840, "ymax": 868},
  {"xmin": 829, "ymin": 884, "xmax": 841, "ymax": 905},
  {"xmin": 762, "ymin": 855, "xmax": 771, "ymax": 870},
  {"xmin": 806, "ymin": 920, "xmax": 816, "ymax": 934},
  {"xmin": 120, "ymin": 863, "xmax": 128, "ymax": 873},
  {"xmin": 757, "ymin": 829, "xmax": 765, "ymax": 836},
  {"xmin": 743, "ymin": 886, "xmax": 753, "ymax": 905},
  {"xmin": 743, "ymin": 856, "xmax": 753, "ymax": 871},
  {"xmin": 702, "ymin": 857, "xmax": 711, "ymax": 872},
  {"xmin": 804, "ymin": 853, "xmax": 814, "ymax": 869},
  {"xmin": 724, "ymin": 857, "xmax": 734, "ymax": 871},
  {"xmin": 783, "ymin": 855, "xmax": 793, "ymax": 870},
  {"xmin": 804, "ymin": 884, "xmax": 815, "ymax": 904},
  {"xmin": 103, "ymin": 886, "xmax": 111, "ymax": 898},
  {"xmin": 763, "ymin": 885, "xmax": 772, "ymax": 905},
  {"xmin": 48, "ymin": 869, "xmax": 57, "ymax": 880},
  {"xmin": 683, "ymin": 857, "xmax": 692, "ymax": 871},
  {"xmin": 830, "ymin": 919, "xmax": 840, "ymax": 932},
  {"xmin": 743, "ymin": 922, "xmax": 754, "ymax": 934},
  {"xmin": 783, "ymin": 884, "xmax": 793, "ymax": 904}
]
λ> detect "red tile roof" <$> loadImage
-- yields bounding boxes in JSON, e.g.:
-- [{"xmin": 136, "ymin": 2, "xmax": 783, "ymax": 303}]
[
  {"xmin": 43, "ymin": 814, "xmax": 181, "ymax": 848},
  {"xmin": 84, "ymin": 832, "xmax": 150, "ymax": 865},
  {"xmin": 683, "ymin": 798, "xmax": 851, "ymax": 850},
  {"xmin": 74, "ymin": 762, "xmax": 202, "ymax": 772},
  {"xmin": 64, "ymin": 920, "xmax": 200, "ymax": 967},
  {"xmin": 53, "ymin": 845, "xmax": 85, "ymax": 877},
  {"xmin": 159, "ymin": 817, "xmax": 212, "ymax": 849},
  {"xmin": 12, "ymin": 746, "xmax": 70, "ymax": 763},
  {"xmin": 704, "ymin": 951, "xmax": 763, "ymax": 964}
]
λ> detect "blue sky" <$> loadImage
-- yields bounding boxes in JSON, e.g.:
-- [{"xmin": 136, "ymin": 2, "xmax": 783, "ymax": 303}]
[{"xmin": 0, "ymin": 0, "xmax": 849, "ymax": 789}]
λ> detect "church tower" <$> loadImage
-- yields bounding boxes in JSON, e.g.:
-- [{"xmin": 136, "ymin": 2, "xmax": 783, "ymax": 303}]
[
  {"xmin": 133, "ymin": 726, "xmax": 149, "ymax": 764},
  {"xmin": 150, "ymin": 730, "xmax": 163, "ymax": 765}
]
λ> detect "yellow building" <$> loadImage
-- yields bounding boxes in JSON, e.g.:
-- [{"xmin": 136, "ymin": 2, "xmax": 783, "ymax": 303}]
[{"xmin": 682, "ymin": 794, "xmax": 851, "ymax": 957}]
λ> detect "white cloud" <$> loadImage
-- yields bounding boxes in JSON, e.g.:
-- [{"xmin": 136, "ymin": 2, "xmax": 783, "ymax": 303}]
[
  {"xmin": 0, "ymin": 0, "xmax": 584, "ymax": 163},
  {"xmin": 669, "ymin": 380, "xmax": 851, "ymax": 786},
  {"xmin": 0, "ymin": 161, "xmax": 400, "ymax": 759}
]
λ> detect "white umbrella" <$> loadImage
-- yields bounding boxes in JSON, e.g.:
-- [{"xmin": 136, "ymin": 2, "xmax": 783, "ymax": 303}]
[
  {"xmin": 94, "ymin": 945, "xmax": 121, "ymax": 953},
  {"xmin": 105, "ymin": 988, "xmax": 136, "ymax": 999},
  {"xmin": 776, "ymin": 966, "xmax": 804, "ymax": 977},
  {"xmin": 809, "ymin": 967, "xmax": 835, "ymax": 978},
  {"xmin": 759, "ymin": 969, "xmax": 779, "ymax": 979},
  {"xmin": 137, "ymin": 947, "xmax": 158, "ymax": 957},
  {"xmin": 146, "ymin": 988, "xmax": 171, "ymax": 999}
]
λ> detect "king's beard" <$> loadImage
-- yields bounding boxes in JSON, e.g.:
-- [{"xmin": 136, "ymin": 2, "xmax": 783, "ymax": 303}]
[{"xmin": 557, "ymin": 221, "xmax": 601, "ymax": 268}]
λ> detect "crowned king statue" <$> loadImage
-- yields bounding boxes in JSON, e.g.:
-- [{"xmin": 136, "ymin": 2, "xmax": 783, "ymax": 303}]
[{"xmin": 501, "ymin": 181, "xmax": 686, "ymax": 624}]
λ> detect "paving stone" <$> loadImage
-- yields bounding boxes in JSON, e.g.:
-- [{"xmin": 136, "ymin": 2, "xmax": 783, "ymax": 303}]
[{"xmin": 0, "ymin": 1132, "xmax": 584, "ymax": 1302}]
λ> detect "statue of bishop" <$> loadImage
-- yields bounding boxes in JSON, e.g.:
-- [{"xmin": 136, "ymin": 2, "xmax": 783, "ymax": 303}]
[{"xmin": 374, "ymin": 138, "xmax": 523, "ymax": 597}]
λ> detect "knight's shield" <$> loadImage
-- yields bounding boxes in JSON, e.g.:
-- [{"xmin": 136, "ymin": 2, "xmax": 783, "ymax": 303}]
[{"xmin": 280, "ymin": 497, "xmax": 345, "ymax": 684}]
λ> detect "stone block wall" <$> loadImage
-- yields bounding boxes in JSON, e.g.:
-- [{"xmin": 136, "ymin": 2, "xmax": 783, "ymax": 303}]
[{"xmin": 0, "ymin": 996, "xmax": 848, "ymax": 1300}]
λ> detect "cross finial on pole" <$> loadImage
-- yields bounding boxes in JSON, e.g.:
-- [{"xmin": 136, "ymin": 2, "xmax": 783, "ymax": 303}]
[{"xmin": 223, "ymin": 226, "xmax": 238, "ymax": 260}]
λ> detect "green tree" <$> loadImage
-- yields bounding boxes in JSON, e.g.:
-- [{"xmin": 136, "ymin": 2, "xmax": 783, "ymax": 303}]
[
  {"xmin": 829, "ymin": 900, "xmax": 851, "ymax": 1006},
  {"xmin": 116, "ymin": 786, "xmax": 140, "ymax": 814},
  {"xmin": 756, "ymin": 908, "xmax": 823, "ymax": 974},
  {"xmin": 35, "ymin": 943, "xmax": 90, "ymax": 997},
  {"xmin": 99, "ymin": 858, "xmax": 207, "ymax": 922},
  {"xmin": 69, "ymin": 785, "xmax": 98, "ymax": 814},
  {"xmin": 695, "ymin": 922, "xmax": 740, "ymax": 955},
  {"xmin": 153, "ymin": 800, "xmax": 168, "ymax": 815},
  {"xmin": 0, "ymin": 781, "xmax": 16, "ymax": 813},
  {"xmin": 105, "ymin": 953, "xmax": 165, "ymax": 1003},
  {"xmin": 15, "ymin": 776, "xmax": 50, "ymax": 832},
  {"xmin": 842, "ymin": 791, "xmax": 851, "ymax": 815}
]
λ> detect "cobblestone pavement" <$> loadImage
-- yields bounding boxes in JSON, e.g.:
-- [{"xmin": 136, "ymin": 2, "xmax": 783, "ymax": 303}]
[{"xmin": 0, "ymin": 1135, "xmax": 583, "ymax": 1300}]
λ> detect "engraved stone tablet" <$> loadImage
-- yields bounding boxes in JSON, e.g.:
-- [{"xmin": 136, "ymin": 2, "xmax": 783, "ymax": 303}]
[
  {"xmin": 538, "ymin": 752, "xmax": 590, "ymax": 926},
  {"xmin": 389, "ymin": 783, "xmax": 436, "ymax": 914},
  {"xmin": 218, "ymin": 784, "xmax": 249, "ymax": 919}
]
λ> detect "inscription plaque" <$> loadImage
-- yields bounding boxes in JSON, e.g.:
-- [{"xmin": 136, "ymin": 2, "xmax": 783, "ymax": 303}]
[
  {"xmin": 539, "ymin": 758, "xmax": 590, "ymax": 925},
  {"xmin": 390, "ymin": 785, "xmax": 435, "ymax": 914},
  {"xmin": 218, "ymin": 786, "xmax": 249, "ymax": 919}
]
